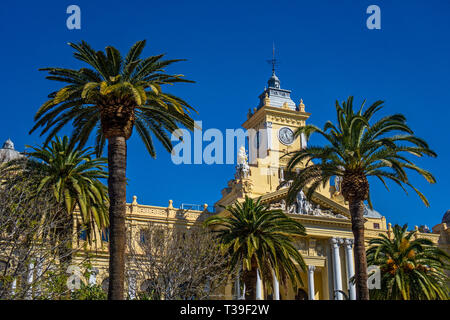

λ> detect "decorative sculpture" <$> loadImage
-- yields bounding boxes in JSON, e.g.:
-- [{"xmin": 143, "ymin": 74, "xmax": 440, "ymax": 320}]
[
  {"xmin": 268, "ymin": 190, "xmax": 348, "ymax": 219},
  {"xmin": 235, "ymin": 146, "xmax": 250, "ymax": 179},
  {"xmin": 334, "ymin": 166, "xmax": 345, "ymax": 195},
  {"xmin": 269, "ymin": 199, "xmax": 286, "ymax": 210}
]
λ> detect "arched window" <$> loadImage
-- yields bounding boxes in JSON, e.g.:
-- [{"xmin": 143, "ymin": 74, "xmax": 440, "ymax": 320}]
[{"xmin": 139, "ymin": 230, "xmax": 147, "ymax": 244}]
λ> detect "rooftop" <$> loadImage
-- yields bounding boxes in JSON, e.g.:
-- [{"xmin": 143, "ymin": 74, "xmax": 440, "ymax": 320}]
[{"xmin": 257, "ymin": 71, "xmax": 297, "ymax": 110}]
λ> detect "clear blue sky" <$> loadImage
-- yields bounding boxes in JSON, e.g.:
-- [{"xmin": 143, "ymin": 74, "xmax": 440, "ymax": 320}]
[{"xmin": 1, "ymin": 0, "xmax": 449, "ymax": 228}]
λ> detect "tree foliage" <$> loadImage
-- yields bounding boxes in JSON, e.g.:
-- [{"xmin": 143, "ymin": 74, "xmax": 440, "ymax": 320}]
[
  {"xmin": 0, "ymin": 172, "xmax": 87, "ymax": 299},
  {"xmin": 284, "ymin": 96, "xmax": 437, "ymax": 299},
  {"xmin": 284, "ymin": 96, "xmax": 436, "ymax": 207},
  {"xmin": 367, "ymin": 224, "xmax": 450, "ymax": 300},
  {"xmin": 127, "ymin": 223, "xmax": 232, "ymax": 300},
  {"xmin": 204, "ymin": 196, "xmax": 307, "ymax": 299},
  {"xmin": 1, "ymin": 136, "xmax": 109, "ymax": 243},
  {"xmin": 30, "ymin": 40, "xmax": 196, "ymax": 157}
]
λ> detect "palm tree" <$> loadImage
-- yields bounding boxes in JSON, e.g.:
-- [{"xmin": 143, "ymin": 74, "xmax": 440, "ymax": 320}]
[
  {"xmin": 284, "ymin": 96, "xmax": 436, "ymax": 299},
  {"xmin": 2, "ymin": 136, "xmax": 109, "ymax": 265},
  {"xmin": 367, "ymin": 224, "xmax": 449, "ymax": 300},
  {"xmin": 30, "ymin": 40, "xmax": 196, "ymax": 299},
  {"xmin": 204, "ymin": 196, "xmax": 307, "ymax": 300}
]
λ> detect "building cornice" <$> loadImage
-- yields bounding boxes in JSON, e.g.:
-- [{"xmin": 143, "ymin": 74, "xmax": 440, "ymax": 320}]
[{"xmin": 242, "ymin": 105, "xmax": 311, "ymax": 129}]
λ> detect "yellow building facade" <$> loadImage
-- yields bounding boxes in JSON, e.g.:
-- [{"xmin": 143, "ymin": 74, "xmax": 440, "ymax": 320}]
[
  {"xmin": 3, "ymin": 70, "xmax": 447, "ymax": 300},
  {"xmin": 69, "ymin": 70, "xmax": 449, "ymax": 300}
]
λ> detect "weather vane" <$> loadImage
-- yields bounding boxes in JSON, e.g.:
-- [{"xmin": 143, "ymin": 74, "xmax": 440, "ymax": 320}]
[{"xmin": 266, "ymin": 42, "xmax": 279, "ymax": 74}]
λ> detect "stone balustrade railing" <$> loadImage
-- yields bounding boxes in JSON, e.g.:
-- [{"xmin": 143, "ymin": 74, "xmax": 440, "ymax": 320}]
[{"xmin": 74, "ymin": 197, "xmax": 213, "ymax": 253}]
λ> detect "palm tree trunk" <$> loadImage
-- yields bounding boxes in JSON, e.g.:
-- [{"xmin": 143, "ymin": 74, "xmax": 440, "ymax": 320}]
[
  {"xmin": 242, "ymin": 269, "xmax": 257, "ymax": 300},
  {"xmin": 107, "ymin": 136, "xmax": 127, "ymax": 300},
  {"xmin": 349, "ymin": 199, "xmax": 369, "ymax": 300}
]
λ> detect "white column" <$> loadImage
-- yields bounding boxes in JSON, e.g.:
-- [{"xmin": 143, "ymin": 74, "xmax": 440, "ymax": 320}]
[
  {"xmin": 35, "ymin": 259, "xmax": 43, "ymax": 296},
  {"xmin": 11, "ymin": 278, "xmax": 16, "ymax": 296},
  {"xmin": 344, "ymin": 238, "xmax": 356, "ymax": 300},
  {"xmin": 272, "ymin": 269, "xmax": 280, "ymax": 300},
  {"xmin": 234, "ymin": 277, "xmax": 241, "ymax": 300},
  {"xmin": 307, "ymin": 265, "xmax": 316, "ymax": 300},
  {"xmin": 256, "ymin": 268, "xmax": 263, "ymax": 300},
  {"xmin": 128, "ymin": 273, "xmax": 136, "ymax": 299},
  {"xmin": 27, "ymin": 262, "xmax": 34, "ymax": 299},
  {"xmin": 330, "ymin": 237, "xmax": 343, "ymax": 300}
]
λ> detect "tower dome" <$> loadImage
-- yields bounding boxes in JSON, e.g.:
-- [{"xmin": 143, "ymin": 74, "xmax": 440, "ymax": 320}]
[
  {"xmin": 268, "ymin": 72, "xmax": 280, "ymax": 89},
  {"xmin": 257, "ymin": 71, "xmax": 296, "ymax": 110},
  {"xmin": 2, "ymin": 138, "xmax": 14, "ymax": 149},
  {"xmin": 0, "ymin": 139, "xmax": 23, "ymax": 163},
  {"xmin": 363, "ymin": 204, "xmax": 382, "ymax": 218}
]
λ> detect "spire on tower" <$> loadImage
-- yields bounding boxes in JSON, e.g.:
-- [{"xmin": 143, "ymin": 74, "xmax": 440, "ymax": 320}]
[
  {"xmin": 267, "ymin": 42, "xmax": 279, "ymax": 75},
  {"xmin": 266, "ymin": 43, "xmax": 281, "ymax": 88},
  {"xmin": 256, "ymin": 44, "xmax": 296, "ymax": 111}
]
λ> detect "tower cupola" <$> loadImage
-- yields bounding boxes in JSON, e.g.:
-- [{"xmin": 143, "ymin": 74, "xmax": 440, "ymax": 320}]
[{"xmin": 268, "ymin": 71, "xmax": 280, "ymax": 89}]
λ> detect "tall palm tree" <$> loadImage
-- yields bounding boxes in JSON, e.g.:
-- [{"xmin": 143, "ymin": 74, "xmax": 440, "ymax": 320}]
[
  {"xmin": 367, "ymin": 224, "xmax": 449, "ymax": 300},
  {"xmin": 204, "ymin": 196, "xmax": 307, "ymax": 300},
  {"xmin": 1, "ymin": 136, "xmax": 108, "ymax": 265},
  {"xmin": 30, "ymin": 40, "xmax": 196, "ymax": 299},
  {"xmin": 284, "ymin": 97, "xmax": 436, "ymax": 299}
]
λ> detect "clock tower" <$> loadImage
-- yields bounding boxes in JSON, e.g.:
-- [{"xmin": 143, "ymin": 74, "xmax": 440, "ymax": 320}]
[{"xmin": 240, "ymin": 70, "xmax": 311, "ymax": 196}]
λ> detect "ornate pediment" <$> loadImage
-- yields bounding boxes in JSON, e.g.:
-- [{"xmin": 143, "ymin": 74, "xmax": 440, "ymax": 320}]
[{"xmin": 268, "ymin": 190, "xmax": 348, "ymax": 220}]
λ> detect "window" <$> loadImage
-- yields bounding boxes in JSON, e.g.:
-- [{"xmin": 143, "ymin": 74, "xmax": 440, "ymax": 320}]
[
  {"xmin": 139, "ymin": 230, "xmax": 147, "ymax": 244},
  {"xmin": 373, "ymin": 223, "xmax": 380, "ymax": 229},
  {"xmin": 256, "ymin": 131, "xmax": 260, "ymax": 150}
]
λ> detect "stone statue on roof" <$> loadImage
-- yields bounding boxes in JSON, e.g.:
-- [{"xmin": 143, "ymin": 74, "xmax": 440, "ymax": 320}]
[{"xmin": 235, "ymin": 146, "xmax": 250, "ymax": 179}]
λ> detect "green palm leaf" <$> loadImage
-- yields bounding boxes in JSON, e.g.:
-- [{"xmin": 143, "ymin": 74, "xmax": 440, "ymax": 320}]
[{"xmin": 204, "ymin": 196, "xmax": 307, "ymax": 299}]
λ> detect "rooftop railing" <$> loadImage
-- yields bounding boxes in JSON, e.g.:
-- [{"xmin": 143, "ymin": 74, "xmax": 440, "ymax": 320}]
[{"xmin": 180, "ymin": 203, "xmax": 203, "ymax": 211}]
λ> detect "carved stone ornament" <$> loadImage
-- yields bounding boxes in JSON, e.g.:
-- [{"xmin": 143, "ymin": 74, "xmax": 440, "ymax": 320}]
[
  {"xmin": 241, "ymin": 180, "xmax": 253, "ymax": 193},
  {"xmin": 268, "ymin": 190, "xmax": 348, "ymax": 219},
  {"xmin": 235, "ymin": 146, "xmax": 250, "ymax": 179}
]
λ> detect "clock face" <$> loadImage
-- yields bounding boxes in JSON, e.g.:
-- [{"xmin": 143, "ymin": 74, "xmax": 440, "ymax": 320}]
[{"xmin": 278, "ymin": 127, "xmax": 294, "ymax": 145}]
